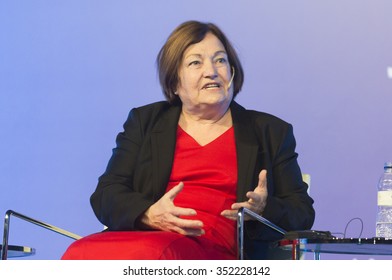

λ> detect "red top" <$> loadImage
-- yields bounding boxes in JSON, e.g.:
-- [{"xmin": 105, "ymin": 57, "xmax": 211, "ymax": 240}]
[{"xmin": 166, "ymin": 125, "xmax": 238, "ymax": 255}]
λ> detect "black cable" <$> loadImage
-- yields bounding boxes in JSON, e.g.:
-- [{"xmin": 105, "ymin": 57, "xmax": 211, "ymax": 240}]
[
  {"xmin": 330, "ymin": 218, "xmax": 364, "ymax": 239},
  {"xmin": 343, "ymin": 217, "xmax": 364, "ymax": 238}
]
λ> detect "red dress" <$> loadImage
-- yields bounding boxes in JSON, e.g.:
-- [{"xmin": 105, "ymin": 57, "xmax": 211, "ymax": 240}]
[{"xmin": 61, "ymin": 126, "xmax": 238, "ymax": 260}]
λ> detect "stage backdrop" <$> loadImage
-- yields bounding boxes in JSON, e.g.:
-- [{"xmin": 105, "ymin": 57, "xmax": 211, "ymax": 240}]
[{"xmin": 1, "ymin": 0, "xmax": 391, "ymax": 259}]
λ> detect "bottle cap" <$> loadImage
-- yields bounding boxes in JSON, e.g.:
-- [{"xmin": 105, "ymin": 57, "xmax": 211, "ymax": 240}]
[{"xmin": 384, "ymin": 162, "xmax": 392, "ymax": 169}]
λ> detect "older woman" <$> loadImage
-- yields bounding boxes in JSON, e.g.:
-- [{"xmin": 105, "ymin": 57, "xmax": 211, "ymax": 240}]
[{"xmin": 62, "ymin": 20, "xmax": 315, "ymax": 260}]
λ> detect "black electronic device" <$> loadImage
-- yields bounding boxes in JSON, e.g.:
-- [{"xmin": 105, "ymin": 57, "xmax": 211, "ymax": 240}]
[{"xmin": 283, "ymin": 230, "xmax": 334, "ymax": 240}]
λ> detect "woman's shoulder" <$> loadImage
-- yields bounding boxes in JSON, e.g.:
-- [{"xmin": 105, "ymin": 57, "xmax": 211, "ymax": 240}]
[
  {"xmin": 231, "ymin": 101, "xmax": 291, "ymax": 128},
  {"xmin": 132, "ymin": 100, "xmax": 172, "ymax": 113},
  {"xmin": 231, "ymin": 102, "xmax": 295, "ymax": 144},
  {"xmin": 128, "ymin": 101, "xmax": 179, "ymax": 119},
  {"xmin": 123, "ymin": 101, "xmax": 180, "ymax": 133}
]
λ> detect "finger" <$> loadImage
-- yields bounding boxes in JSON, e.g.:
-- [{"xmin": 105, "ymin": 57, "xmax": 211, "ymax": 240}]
[
  {"xmin": 171, "ymin": 215, "xmax": 204, "ymax": 229},
  {"xmin": 172, "ymin": 206, "xmax": 197, "ymax": 217},
  {"xmin": 167, "ymin": 215, "xmax": 205, "ymax": 235},
  {"xmin": 222, "ymin": 209, "xmax": 255, "ymax": 221},
  {"xmin": 249, "ymin": 170, "xmax": 268, "ymax": 202},
  {"xmin": 256, "ymin": 170, "xmax": 267, "ymax": 189},
  {"xmin": 230, "ymin": 202, "xmax": 251, "ymax": 211},
  {"xmin": 220, "ymin": 209, "xmax": 238, "ymax": 220},
  {"xmin": 246, "ymin": 191, "xmax": 262, "ymax": 203},
  {"xmin": 165, "ymin": 182, "xmax": 184, "ymax": 200},
  {"xmin": 231, "ymin": 201, "xmax": 262, "ymax": 218},
  {"xmin": 171, "ymin": 226, "xmax": 205, "ymax": 236},
  {"xmin": 181, "ymin": 228, "xmax": 205, "ymax": 236}
]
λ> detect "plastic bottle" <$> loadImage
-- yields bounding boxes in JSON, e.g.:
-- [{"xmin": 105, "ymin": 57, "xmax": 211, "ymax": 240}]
[{"xmin": 376, "ymin": 162, "xmax": 392, "ymax": 238}]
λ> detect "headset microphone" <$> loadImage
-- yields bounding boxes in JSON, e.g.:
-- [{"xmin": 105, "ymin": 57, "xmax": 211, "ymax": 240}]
[{"xmin": 227, "ymin": 67, "xmax": 235, "ymax": 90}]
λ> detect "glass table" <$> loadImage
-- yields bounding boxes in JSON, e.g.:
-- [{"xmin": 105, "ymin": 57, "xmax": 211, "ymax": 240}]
[
  {"xmin": 279, "ymin": 237, "xmax": 392, "ymax": 260},
  {"xmin": 0, "ymin": 244, "xmax": 35, "ymax": 259}
]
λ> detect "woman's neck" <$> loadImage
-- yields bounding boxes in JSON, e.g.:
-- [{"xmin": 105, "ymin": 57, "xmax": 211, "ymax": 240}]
[
  {"xmin": 180, "ymin": 102, "xmax": 232, "ymax": 125},
  {"xmin": 178, "ymin": 107, "xmax": 233, "ymax": 146}
]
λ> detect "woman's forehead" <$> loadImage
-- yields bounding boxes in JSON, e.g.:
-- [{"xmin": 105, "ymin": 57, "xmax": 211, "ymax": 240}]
[{"xmin": 183, "ymin": 33, "xmax": 226, "ymax": 59}]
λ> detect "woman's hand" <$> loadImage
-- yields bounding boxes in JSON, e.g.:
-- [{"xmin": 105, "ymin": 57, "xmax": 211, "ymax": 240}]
[
  {"xmin": 221, "ymin": 170, "xmax": 268, "ymax": 220},
  {"xmin": 138, "ymin": 182, "xmax": 205, "ymax": 236}
]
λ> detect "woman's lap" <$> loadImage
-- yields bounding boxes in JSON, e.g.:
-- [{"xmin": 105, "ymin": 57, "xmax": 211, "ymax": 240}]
[{"xmin": 61, "ymin": 231, "xmax": 236, "ymax": 260}]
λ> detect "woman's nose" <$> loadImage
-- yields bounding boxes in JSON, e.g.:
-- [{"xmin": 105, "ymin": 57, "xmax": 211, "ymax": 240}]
[{"xmin": 203, "ymin": 62, "xmax": 218, "ymax": 79}]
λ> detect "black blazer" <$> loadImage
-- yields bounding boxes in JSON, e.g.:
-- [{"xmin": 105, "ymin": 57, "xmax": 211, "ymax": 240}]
[{"xmin": 91, "ymin": 101, "xmax": 315, "ymax": 243}]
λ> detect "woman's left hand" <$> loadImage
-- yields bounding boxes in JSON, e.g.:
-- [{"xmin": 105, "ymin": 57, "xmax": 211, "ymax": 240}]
[{"xmin": 221, "ymin": 170, "xmax": 268, "ymax": 220}]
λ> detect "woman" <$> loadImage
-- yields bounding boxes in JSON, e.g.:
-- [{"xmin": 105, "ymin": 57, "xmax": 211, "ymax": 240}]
[{"xmin": 62, "ymin": 20, "xmax": 315, "ymax": 260}]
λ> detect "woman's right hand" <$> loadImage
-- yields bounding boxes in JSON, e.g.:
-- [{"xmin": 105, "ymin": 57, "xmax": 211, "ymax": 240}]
[{"xmin": 138, "ymin": 182, "xmax": 205, "ymax": 236}]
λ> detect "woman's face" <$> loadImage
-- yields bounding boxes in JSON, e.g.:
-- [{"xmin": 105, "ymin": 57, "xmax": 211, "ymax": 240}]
[{"xmin": 176, "ymin": 32, "xmax": 233, "ymax": 113}]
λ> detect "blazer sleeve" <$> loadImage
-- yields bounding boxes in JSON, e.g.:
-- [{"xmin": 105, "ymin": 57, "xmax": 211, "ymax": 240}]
[
  {"xmin": 246, "ymin": 120, "xmax": 315, "ymax": 241},
  {"xmin": 90, "ymin": 108, "xmax": 154, "ymax": 230}
]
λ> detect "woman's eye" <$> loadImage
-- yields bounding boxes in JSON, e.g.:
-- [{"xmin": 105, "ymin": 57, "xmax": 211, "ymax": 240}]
[
  {"xmin": 216, "ymin": 57, "xmax": 227, "ymax": 65},
  {"xmin": 189, "ymin": 61, "xmax": 201, "ymax": 66}
]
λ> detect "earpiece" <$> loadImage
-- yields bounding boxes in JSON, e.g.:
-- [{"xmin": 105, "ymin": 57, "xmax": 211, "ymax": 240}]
[{"xmin": 227, "ymin": 66, "xmax": 235, "ymax": 89}]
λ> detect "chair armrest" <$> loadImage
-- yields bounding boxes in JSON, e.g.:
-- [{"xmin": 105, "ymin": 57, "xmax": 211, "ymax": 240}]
[{"xmin": 1, "ymin": 209, "xmax": 82, "ymax": 260}]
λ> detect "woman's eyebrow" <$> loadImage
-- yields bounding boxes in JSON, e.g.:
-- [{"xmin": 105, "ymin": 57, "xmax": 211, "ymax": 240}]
[{"xmin": 185, "ymin": 50, "xmax": 227, "ymax": 60}]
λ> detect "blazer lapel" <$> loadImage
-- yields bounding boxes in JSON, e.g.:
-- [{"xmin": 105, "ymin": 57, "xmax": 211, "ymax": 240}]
[
  {"xmin": 231, "ymin": 102, "xmax": 259, "ymax": 201},
  {"xmin": 150, "ymin": 105, "xmax": 181, "ymax": 200}
]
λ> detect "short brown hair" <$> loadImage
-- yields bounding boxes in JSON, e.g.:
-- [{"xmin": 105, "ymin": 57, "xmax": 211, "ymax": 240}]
[{"xmin": 157, "ymin": 20, "xmax": 244, "ymax": 104}]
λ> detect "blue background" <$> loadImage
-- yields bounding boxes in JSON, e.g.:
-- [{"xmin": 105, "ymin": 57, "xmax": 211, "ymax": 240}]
[{"xmin": 1, "ymin": 0, "xmax": 392, "ymax": 259}]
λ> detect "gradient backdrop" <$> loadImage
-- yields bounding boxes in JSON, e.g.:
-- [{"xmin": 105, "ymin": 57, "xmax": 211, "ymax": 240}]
[{"xmin": 1, "ymin": 0, "xmax": 392, "ymax": 259}]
